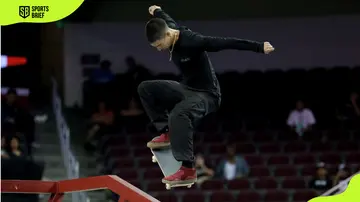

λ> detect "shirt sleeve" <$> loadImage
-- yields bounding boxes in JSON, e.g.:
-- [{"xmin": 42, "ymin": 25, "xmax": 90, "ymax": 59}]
[
  {"xmin": 182, "ymin": 30, "xmax": 264, "ymax": 53},
  {"xmin": 153, "ymin": 9, "xmax": 177, "ymax": 29},
  {"xmin": 306, "ymin": 109, "xmax": 316, "ymax": 125},
  {"xmin": 287, "ymin": 111, "xmax": 296, "ymax": 126}
]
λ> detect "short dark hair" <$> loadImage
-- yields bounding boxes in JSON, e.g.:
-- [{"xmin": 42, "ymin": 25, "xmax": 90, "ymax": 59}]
[{"xmin": 145, "ymin": 18, "xmax": 168, "ymax": 43}]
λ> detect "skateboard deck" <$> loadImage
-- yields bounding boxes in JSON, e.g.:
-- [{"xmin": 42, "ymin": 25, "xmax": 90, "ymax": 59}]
[{"xmin": 150, "ymin": 147, "xmax": 195, "ymax": 190}]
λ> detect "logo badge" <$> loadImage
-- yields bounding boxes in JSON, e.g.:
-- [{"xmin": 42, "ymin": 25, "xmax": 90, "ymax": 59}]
[{"xmin": 19, "ymin": 6, "xmax": 30, "ymax": 19}]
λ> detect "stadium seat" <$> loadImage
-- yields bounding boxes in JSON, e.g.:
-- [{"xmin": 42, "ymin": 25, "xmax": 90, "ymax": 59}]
[
  {"xmin": 282, "ymin": 177, "xmax": 306, "ymax": 189},
  {"xmin": 267, "ymin": 155, "xmax": 290, "ymax": 165},
  {"xmin": 227, "ymin": 179, "xmax": 251, "ymax": 190},
  {"xmin": 254, "ymin": 177, "xmax": 278, "ymax": 189},
  {"xmin": 264, "ymin": 190, "xmax": 289, "ymax": 202}
]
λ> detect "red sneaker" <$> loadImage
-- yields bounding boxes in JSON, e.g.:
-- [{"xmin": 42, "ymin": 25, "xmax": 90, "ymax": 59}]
[
  {"xmin": 162, "ymin": 166, "xmax": 197, "ymax": 185},
  {"xmin": 146, "ymin": 133, "xmax": 170, "ymax": 149}
]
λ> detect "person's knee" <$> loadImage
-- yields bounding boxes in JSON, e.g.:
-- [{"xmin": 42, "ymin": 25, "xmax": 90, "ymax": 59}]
[
  {"xmin": 169, "ymin": 109, "xmax": 190, "ymax": 125},
  {"xmin": 137, "ymin": 80, "xmax": 153, "ymax": 96}
]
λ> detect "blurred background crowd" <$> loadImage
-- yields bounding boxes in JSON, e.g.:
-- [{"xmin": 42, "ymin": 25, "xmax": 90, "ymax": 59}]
[{"xmin": 1, "ymin": 0, "xmax": 360, "ymax": 202}]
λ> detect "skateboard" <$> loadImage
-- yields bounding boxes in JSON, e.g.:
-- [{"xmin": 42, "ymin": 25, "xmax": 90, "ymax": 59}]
[{"xmin": 150, "ymin": 146, "xmax": 195, "ymax": 190}]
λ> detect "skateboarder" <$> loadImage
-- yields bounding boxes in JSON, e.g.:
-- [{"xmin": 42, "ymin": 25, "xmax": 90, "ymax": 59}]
[{"xmin": 138, "ymin": 5, "xmax": 275, "ymax": 186}]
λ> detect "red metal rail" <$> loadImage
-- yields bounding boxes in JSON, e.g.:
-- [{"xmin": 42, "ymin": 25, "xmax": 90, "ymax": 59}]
[{"xmin": 1, "ymin": 175, "xmax": 160, "ymax": 202}]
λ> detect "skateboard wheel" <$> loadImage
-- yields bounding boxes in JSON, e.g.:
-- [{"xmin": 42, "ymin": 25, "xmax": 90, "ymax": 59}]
[
  {"xmin": 152, "ymin": 156, "xmax": 157, "ymax": 163},
  {"xmin": 187, "ymin": 184, "xmax": 192, "ymax": 188},
  {"xmin": 165, "ymin": 184, "xmax": 171, "ymax": 190}
]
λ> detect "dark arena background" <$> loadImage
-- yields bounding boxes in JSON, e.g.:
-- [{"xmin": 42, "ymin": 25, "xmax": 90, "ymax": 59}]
[{"xmin": 1, "ymin": 0, "xmax": 360, "ymax": 201}]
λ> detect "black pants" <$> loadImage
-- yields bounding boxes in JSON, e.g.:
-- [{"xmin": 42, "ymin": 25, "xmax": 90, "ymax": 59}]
[{"xmin": 138, "ymin": 80, "xmax": 220, "ymax": 163}]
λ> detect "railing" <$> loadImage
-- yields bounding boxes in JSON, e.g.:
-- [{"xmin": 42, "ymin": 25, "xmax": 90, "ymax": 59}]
[
  {"xmin": 1, "ymin": 175, "xmax": 160, "ymax": 202},
  {"xmin": 321, "ymin": 172, "xmax": 360, "ymax": 196}
]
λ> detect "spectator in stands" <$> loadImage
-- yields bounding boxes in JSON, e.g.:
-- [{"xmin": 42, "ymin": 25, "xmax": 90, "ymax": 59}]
[
  {"xmin": 1, "ymin": 88, "xmax": 35, "ymax": 155},
  {"xmin": 2, "ymin": 89, "xmax": 18, "ymax": 128},
  {"xmin": 125, "ymin": 56, "xmax": 152, "ymax": 81},
  {"xmin": 216, "ymin": 144, "xmax": 249, "ymax": 180},
  {"xmin": 85, "ymin": 101, "xmax": 114, "ymax": 150},
  {"xmin": 287, "ymin": 100, "xmax": 316, "ymax": 137},
  {"xmin": 90, "ymin": 60, "xmax": 115, "ymax": 83},
  {"xmin": 195, "ymin": 153, "xmax": 214, "ymax": 185},
  {"xmin": 336, "ymin": 91, "xmax": 360, "ymax": 129},
  {"xmin": 1, "ymin": 136, "xmax": 9, "ymax": 159},
  {"xmin": 8, "ymin": 136, "xmax": 25, "ymax": 158},
  {"xmin": 350, "ymin": 91, "xmax": 360, "ymax": 117},
  {"xmin": 333, "ymin": 164, "xmax": 351, "ymax": 192},
  {"xmin": 309, "ymin": 162, "xmax": 332, "ymax": 191}
]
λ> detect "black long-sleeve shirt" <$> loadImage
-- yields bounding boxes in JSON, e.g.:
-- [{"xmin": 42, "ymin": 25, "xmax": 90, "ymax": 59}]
[{"xmin": 154, "ymin": 9, "xmax": 265, "ymax": 97}]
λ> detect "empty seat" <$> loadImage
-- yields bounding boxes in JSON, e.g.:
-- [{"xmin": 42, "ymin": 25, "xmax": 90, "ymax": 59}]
[
  {"xmin": 277, "ymin": 131, "xmax": 298, "ymax": 141},
  {"xmin": 115, "ymin": 170, "xmax": 138, "ymax": 181},
  {"xmin": 284, "ymin": 142, "xmax": 307, "ymax": 153},
  {"xmin": 112, "ymin": 158, "xmax": 134, "ymax": 169},
  {"xmin": 254, "ymin": 178, "xmax": 278, "ymax": 189},
  {"xmin": 155, "ymin": 192, "xmax": 178, "ymax": 202},
  {"xmin": 337, "ymin": 142, "xmax": 359, "ymax": 151},
  {"xmin": 259, "ymin": 144, "xmax": 281, "ymax": 153},
  {"xmin": 147, "ymin": 181, "xmax": 166, "ymax": 192},
  {"xmin": 107, "ymin": 147, "xmax": 130, "ymax": 157},
  {"xmin": 282, "ymin": 177, "xmax": 306, "ymax": 189},
  {"xmin": 208, "ymin": 144, "xmax": 226, "ymax": 154},
  {"xmin": 250, "ymin": 166, "xmax": 270, "ymax": 177},
  {"xmin": 293, "ymin": 190, "xmax": 317, "ymax": 202},
  {"xmin": 227, "ymin": 179, "xmax": 250, "ymax": 190},
  {"xmin": 310, "ymin": 143, "xmax": 332, "ymax": 152},
  {"xmin": 203, "ymin": 134, "xmax": 224, "ymax": 143},
  {"xmin": 138, "ymin": 158, "xmax": 157, "ymax": 168},
  {"xmin": 267, "ymin": 155, "xmax": 289, "ymax": 165},
  {"xmin": 274, "ymin": 166, "xmax": 297, "ymax": 176},
  {"xmin": 301, "ymin": 165, "xmax": 317, "ymax": 176},
  {"xmin": 129, "ymin": 135, "xmax": 150, "ymax": 146},
  {"xmin": 103, "ymin": 136, "xmax": 127, "ymax": 147},
  {"xmin": 293, "ymin": 154, "xmax": 316, "ymax": 165},
  {"xmin": 252, "ymin": 133, "xmax": 274, "ymax": 142},
  {"xmin": 245, "ymin": 155, "xmax": 264, "ymax": 166},
  {"xmin": 182, "ymin": 192, "xmax": 205, "ymax": 202},
  {"xmin": 201, "ymin": 179, "xmax": 225, "ymax": 190},
  {"xmin": 319, "ymin": 153, "xmax": 342, "ymax": 165},
  {"xmin": 228, "ymin": 132, "xmax": 249, "ymax": 142},
  {"xmin": 237, "ymin": 191, "xmax": 261, "ymax": 202},
  {"xmin": 264, "ymin": 190, "xmax": 289, "ymax": 202},
  {"xmin": 236, "ymin": 143, "xmax": 256, "ymax": 154},
  {"xmin": 133, "ymin": 147, "xmax": 151, "ymax": 157},
  {"xmin": 345, "ymin": 152, "xmax": 360, "ymax": 164},
  {"xmin": 143, "ymin": 168, "xmax": 163, "ymax": 179},
  {"xmin": 210, "ymin": 191, "xmax": 235, "ymax": 202}
]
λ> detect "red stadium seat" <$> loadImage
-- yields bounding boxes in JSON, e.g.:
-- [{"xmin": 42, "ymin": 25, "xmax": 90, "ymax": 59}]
[
  {"xmin": 227, "ymin": 179, "xmax": 251, "ymax": 190},
  {"xmin": 282, "ymin": 177, "xmax": 306, "ymax": 189},
  {"xmin": 267, "ymin": 155, "xmax": 290, "ymax": 165},
  {"xmin": 254, "ymin": 177, "xmax": 278, "ymax": 189}
]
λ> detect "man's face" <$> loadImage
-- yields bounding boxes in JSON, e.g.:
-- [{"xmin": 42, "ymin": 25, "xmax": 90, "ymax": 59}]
[
  {"xmin": 317, "ymin": 167, "xmax": 327, "ymax": 177},
  {"xmin": 296, "ymin": 101, "xmax": 304, "ymax": 111},
  {"xmin": 150, "ymin": 31, "xmax": 173, "ymax": 51},
  {"xmin": 226, "ymin": 146, "xmax": 236, "ymax": 156}
]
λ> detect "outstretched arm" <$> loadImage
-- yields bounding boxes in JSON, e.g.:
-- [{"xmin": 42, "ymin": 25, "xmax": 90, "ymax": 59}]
[
  {"xmin": 153, "ymin": 9, "xmax": 177, "ymax": 29},
  {"xmin": 149, "ymin": 6, "xmax": 177, "ymax": 29},
  {"xmin": 184, "ymin": 30, "xmax": 274, "ymax": 54}
]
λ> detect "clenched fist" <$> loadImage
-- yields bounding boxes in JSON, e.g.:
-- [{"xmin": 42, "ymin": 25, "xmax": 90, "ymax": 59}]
[
  {"xmin": 149, "ymin": 5, "xmax": 161, "ymax": 15},
  {"xmin": 263, "ymin": 42, "xmax": 275, "ymax": 54}
]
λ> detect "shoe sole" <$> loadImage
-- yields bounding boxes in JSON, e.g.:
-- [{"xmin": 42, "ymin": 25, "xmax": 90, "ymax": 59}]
[
  {"xmin": 161, "ymin": 178, "xmax": 197, "ymax": 186},
  {"xmin": 146, "ymin": 141, "xmax": 171, "ymax": 149}
]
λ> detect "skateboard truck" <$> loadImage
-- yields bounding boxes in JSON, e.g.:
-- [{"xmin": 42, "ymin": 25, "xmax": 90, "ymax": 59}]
[{"xmin": 165, "ymin": 183, "xmax": 194, "ymax": 190}]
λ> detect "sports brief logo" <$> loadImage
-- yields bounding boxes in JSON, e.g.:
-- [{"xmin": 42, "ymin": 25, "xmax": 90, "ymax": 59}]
[
  {"xmin": 19, "ymin": 6, "xmax": 30, "ymax": 19},
  {"xmin": 18, "ymin": 6, "xmax": 50, "ymax": 19}
]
